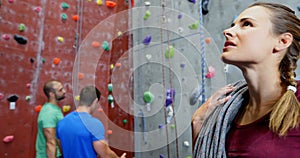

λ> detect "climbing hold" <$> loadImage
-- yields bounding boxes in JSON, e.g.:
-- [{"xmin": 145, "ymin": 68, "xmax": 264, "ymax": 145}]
[
  {"xmin": 205, "ymin": 66, "xmax": 216, "ymax": 79},
  {"xmin": 78, "ymin": 73, "xmax": 84, "ymax": 79},
  {"xmin": 98, "ymin": 108, "xmax": 103, "ymax": 112},
  {"xmin": 144, "ymin": 1, "xmax": 151, "ymax": 6},
  {"xmin": 72, "ymin": 15, "xmax": 79, "ymax": 21},
  {"xmin": 26, "ymin": 83, "xmax": 31, "ymax": 88},
  {"xmin": 102, "ymin": 41, "xmax": 110, "ymax": 51},
  {"xmin": 298, "ymin": 5, "xmax": 300, "ymax": 11},
  {"xmin": 92, "ymin": 41, "xmax": 100, "ymax": 48},
  {"xmin": 183, "ymin": 141, "xmax": 190, "ymax": 147},
  {"xmin": 108, "ymin": 95, "xmax": 114, "ymax": 103},
  {"xmin": 61, "ymin": 13, "xmax": 68, "ymax": 21},
  {"xmin": 2, "ymin": 34, "xmax": 10, "ymax": 40},
  {"xmin": 123, "ymin": 119, "xmax": 128, "ymax": 124},
  {"xmin": 8, "ymin": 0, "xmax": 13, "ymax": 3},
  {"xmin": 110, "ymin": 64, "xmax": 114, "ymax": 69},
  {"xmin": 7, "ymin": 94, "xmax": 18, "ymax": 102},
  {"xmin": 189, "ymin": 21, "xmax": 199, "ymax": 30},
  {"xmin": 57, "ymin": 36, "xmax": 64, "ymax": 43},
  {"xmin": 106, "ymin": 1, "xmax": 116, "ymax": 8},
  {"xmin": 158, "ymin": 124, "xmax": 163, "ymax": 129},
  {"xmin": 186, "ymin": 156, "xmax": 192, "ymax": 158},
  {"xmin": 34, "ymin": 6, "xmax": 41, "ymax": 13},
  {"xmin": 144, "ymin": 10, "xmax": 151, "ymax": 20},
  {"xmin": 25, "ymin": 96, "xmax": 31, "ymax": 101},
  {"xmin": 62, "ymin": 105, "xmax": 71, "ymax": 112},
  {"xmin": 41, "ymin": 58, "xmax": 46, "ymax": 63},
  {"xmin": 202, "ymin": 0, "xmax": 210, "ymax": 15},
  {"xmin": 180, "ymin": 63, "xmax": 185, "ymax": 68},
  {"xmin": 107, "ymin": 130, "xmax": 113, "ymax": 135},
  {"xmin": 30, "ymin": 57, "xmax": 35, "ymax": 63},
  {"xmin": 178, "ymin": 27, "xmax": 184, "ymax": 33},
  {"xmin": 205, "ymin": 37, "xmax": 211, "ymax": 44},
  {"xmin": 19, "ymin": 23, "xmax": 26, "ymax": 32},
  {"xmin": 14, "ymin": 35, "xmax": 27, "ymax": 45},
  {"xmin": 143, "ymin": 91, "xmax": 154, "ymax": 104},
  {"xmin": 61, "ymin": 2, "xmax": 70, "ymax": 9},
  {"xmin": 75, "ymin": 95, "xmax": 80, "ymax": 101},
  {"xmin": 143, "ymin": 35, "xmax": 152, "ymax": 45},
  {"xmin": 3, "ymin": 135, "xmax": 14, "ymax": 143},
  {"xmin": 7, "ymin": 94, "xmax": 18, "ymax": 110},
  {"xmin": 53, "ymin": 57, "xmax": 61, "ymax": 65},
  {"xmin": 178, "ymin": 14, "xmax": 182, "ymax": 19},
  {"xmin": 96, "ymin": 0, "xmax": 103, "ymax": 5},
  {"xmin": 108, "ymin": 95, "xmax": 114, "ymax": 108},
  {"xmin": 117, "ymin": 31, "xmax": 122, "ymax": 37},
  {"xmin": 34, "ymin": 105, "xmax": 42, "ymax": 112},
  {"xmin": 165, "ymin": 45, "xmax": 175, "ymax": 59},
  {"xmin": 145, "ymin": 54, "xmax": 152, "ymax": 61},
  {"xmin": 115, "ymin": 62, "xmax": 121, "ymax": 67},
  {"xmin": 170, "ymin": 124, "xmax": 175, "ymax": 129},
  {"xmin": 165, "ymin": 88, "xmax": 175, "ymax": 107},
  {"xmin": 160, "ymin": 154, "xmax": 164, "ymax": 158},
  {"xmin": 0, "ymin": 93, "xmax": 4, "ymax": 100},
  {"xmin": 108, "ymin": 83, "xmax": 113, "ymax": 92},
  {"xmin": 188, "ymin": 0, "xmax": 195, "ymax": 4}
]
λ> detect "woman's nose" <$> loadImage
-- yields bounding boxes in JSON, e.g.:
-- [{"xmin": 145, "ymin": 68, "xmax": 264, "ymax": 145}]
[{"xmin": 223, "ymin": 29, "xmax": 233, "ymax": 38}]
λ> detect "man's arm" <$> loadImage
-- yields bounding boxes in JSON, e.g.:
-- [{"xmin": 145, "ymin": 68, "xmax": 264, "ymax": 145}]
[
  {"xmin": 43, "ymin": 128, "xmax": 57, "ymax": 158},
  {"xmin": 93, "ymin": 140, "xmax": 126, "ymax": 158}
]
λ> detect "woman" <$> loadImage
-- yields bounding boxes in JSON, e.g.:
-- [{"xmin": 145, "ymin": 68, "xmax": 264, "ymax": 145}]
[{"xmin": 192, "ymin": 2, "xmax": 300, "ymax": 157}]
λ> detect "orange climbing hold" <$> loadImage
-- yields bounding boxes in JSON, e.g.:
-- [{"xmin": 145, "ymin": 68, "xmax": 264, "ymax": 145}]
[
  {"xmin": 205, "ymin": 37, "xmax": 211, "ymax": 44},
  {"xmin": 92, "ymin": 41, "xmax": 100, "ymax": 48},
  {"xmin": 115, "ymin": 62, "xmax": 121, "ymax": 67},
  {"xmin": 78, "ymin": 72, "xmax": 84, "ymax": 79},
  {"xmin": 35, "ymin": 105, "xmax": 42, "ymax": 112},
  {"xmin": 72, "ymin": 15, "xmax": 79, "ymax": 21},
  {"xmin": 53, "ymin": 57, "xmax": 61, "ymax": 65},
  {"xmin": 107, "ymin": 130, "xmax": 113, "ymax": 135},
  {"xmin": 106, "ymin": 1, "xmax": 116, "ymax": 8}
]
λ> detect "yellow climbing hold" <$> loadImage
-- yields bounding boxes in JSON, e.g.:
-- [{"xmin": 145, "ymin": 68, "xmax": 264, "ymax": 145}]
[{"xmin": 96, "ymin": 0, "xmax": 103, "ymax": 5}]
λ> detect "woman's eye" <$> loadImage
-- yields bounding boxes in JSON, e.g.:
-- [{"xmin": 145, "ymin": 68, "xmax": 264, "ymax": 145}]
[{"xmin": 243, "ymin": 21, "xmax": 252, "ymax": 27}]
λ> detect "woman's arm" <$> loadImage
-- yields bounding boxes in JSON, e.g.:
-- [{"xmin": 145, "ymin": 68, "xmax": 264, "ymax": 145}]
[{"xmin": 192, "ymin": 84, "xmax": 235, "ymax": 146}]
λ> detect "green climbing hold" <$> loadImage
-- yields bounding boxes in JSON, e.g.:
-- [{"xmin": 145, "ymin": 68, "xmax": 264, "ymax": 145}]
[
  {"xmin": 61, "ymin": 2, "xmax": 70, "ymax": 9},
  {"xmin": 186, "ymin": 156, "xmax": 192, "ymax": 158},
  {"xmin": 19, "ymin": 23, "xmax": 25, "ymax": 32},
  {"xmin": 144, "ymin": 10, "xmax": 151, "ymax": 20},
  {"xmin": 143, "ymin": 91, "xmax": 154, "ymax": 103},
  {"xmin": 61, "ymin": 13, "xmax": 67, "ymax": 21},
  {"xmin": 25, "ymin": 96, "xmax": 31, "ymax": 101},
  {"xmin": 123, "ymin": 119, "xmax": 128, "ymax": 124},
  {"xmin": 108, "ymin": 83, "xmax": 113, "ymax": 92},
  {"xmin": 189, "ymin": 21, "xmax": 199, "ymax": 30},
  {"xmin": 170, "ymin": 124, "xmax": 175, "ymax": 129},
  {"xmin": 108, "ymin": 95, "xmax": 114, "ymax": 103},
  {"xmin": 102, "ymin": 41, "xmax": 110, "ymax": 51},
  {"xmin": 165, "ymin": 45, "xmax": 175, "ymax": 58}
]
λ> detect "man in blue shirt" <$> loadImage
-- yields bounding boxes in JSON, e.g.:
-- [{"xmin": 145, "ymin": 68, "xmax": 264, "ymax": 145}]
[{"xmin": 57, "ymin": 85, "xmax": 126, "ymax": 158}]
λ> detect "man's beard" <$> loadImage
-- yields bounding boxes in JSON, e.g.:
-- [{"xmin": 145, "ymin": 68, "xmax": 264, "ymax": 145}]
[{"xmin": 55, "ymin": 94, "xmax": 65, "ymax": 101}]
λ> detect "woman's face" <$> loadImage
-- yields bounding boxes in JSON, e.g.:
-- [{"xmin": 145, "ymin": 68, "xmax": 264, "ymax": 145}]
[{"xmin": 222, "ymin": 6, "xmax": 277, "ymax": 66}]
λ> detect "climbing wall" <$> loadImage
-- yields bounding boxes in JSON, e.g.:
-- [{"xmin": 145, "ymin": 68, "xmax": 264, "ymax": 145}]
[
  {"xmin": 132, "ymin": 1, "xmax": 226, "ymax": 158},
  {"xmin": 0, "ymin": 0, "xmax": 133, "ymax": 157}
]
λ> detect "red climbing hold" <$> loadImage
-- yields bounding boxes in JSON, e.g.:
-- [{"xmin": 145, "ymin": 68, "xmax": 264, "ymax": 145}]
[
  {"xmin": 72, "ymin": 15, "xmax": 79, "ymax": 21},
  {"xmin": 53, "ymin": 57, "xmax": 61, "ymax": 65},
  {"xmin": 106, "ymin": 1, "xmax": 116, "ymax": 8},
  {"xmin": 34, "ymin": 105, "xmax": 42, "ymax": 112}
]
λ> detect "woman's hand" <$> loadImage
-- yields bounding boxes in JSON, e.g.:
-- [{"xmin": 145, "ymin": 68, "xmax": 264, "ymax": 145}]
[{"xmin": 191, "ymin": 84, "xmax": 235, "ymax": 146}]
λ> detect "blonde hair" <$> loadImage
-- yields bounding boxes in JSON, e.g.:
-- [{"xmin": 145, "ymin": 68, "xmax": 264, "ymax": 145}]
[{"xmin": 250, "ymin": 2, "xmax": 300, "ymax": 136}]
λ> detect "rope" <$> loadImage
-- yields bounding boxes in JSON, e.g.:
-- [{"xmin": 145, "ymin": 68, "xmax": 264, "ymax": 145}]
[{"xmin": 199, "ymin": 0, "xmax": 206, "ymax": 105}]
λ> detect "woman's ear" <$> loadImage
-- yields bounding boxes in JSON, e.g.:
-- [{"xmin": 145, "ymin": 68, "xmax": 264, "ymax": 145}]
[{"xmin": 274, "ymin": 32, "xmax": 293, "ymax": 52}]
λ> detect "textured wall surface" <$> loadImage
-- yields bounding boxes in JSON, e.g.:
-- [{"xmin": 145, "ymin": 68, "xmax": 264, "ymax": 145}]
[{"xmin": 0, "ymin": 0, "xmax": 133, "ymax": 157}]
